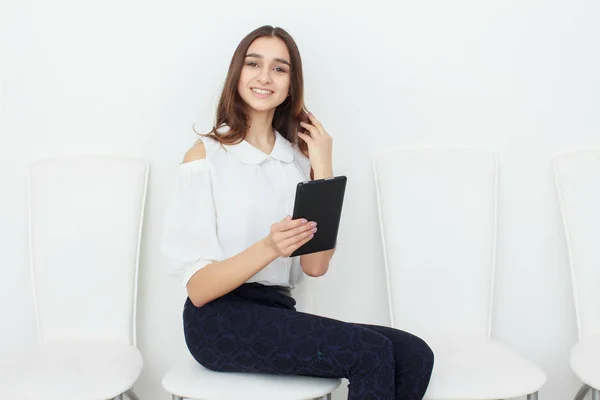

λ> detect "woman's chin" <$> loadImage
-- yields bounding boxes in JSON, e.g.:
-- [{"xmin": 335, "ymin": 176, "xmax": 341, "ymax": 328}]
[{"xmin": 246, "ymin": 102, "xmax": 281, "ymax": 114}]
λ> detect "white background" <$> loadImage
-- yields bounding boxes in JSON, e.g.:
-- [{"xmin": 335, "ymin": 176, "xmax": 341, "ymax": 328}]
[{"xmin": 1, "ymin": 1, "xmax": 599, "ymax": 399}]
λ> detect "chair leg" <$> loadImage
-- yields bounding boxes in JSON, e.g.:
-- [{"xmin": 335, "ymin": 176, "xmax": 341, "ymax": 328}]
[
  {"xmin": 112, "ymin": 395, "xmax": 124, "ymax": 400},
  {"xmin": 125, "ymin": 389, "xmax": 141, "ymax": 400},
  {"xmin": 574, "ymin": 385, "xmax": 591, "ymax": 400},
  {"xmin": 592, "ymin": 388, "xmax": 600, "ymax": 400},
  {"xmin": 172, "ymin": 395, "xmax": 183, "ymax": 400},
  {"xmin": 527, "ymin": 392, "xmax": 538, "ymax": 400}
]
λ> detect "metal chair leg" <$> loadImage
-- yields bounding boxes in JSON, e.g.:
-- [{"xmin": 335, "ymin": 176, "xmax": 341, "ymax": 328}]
[
  {"xmin": 574, "ymin": 385, "xmax": 591, "ymax": 400},
  {"xmin": 527, "ymin": 392, "xmax": 538, "ymax": 400},
  {"xmin": 112, "ymin": 395, "xmax": 124, "ymax": 400},
  {"xmin": 592, "ymin": 388, "xmax": 600, "ymax": 400},
  {"xmin": 125, "ymin": 389, "xmax": 141, "ymax": 400}
]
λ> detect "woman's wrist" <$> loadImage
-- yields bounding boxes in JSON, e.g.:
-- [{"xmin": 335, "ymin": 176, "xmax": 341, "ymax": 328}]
[
  {"xmin": 260, "ymin": 237, "xmax": 280, "ymax": 260},
  {"xmin": 312, "ymin": 163, "xmax": 333, "ymax": 180}
]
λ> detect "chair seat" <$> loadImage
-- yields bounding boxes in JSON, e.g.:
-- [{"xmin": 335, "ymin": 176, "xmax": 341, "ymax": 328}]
[
  {"xmin": 571, "ymin": 334, "xmax": 600, "ymax": 389},
  {"xmin": 162, "ymin": 357, "xmax": 342, "ymax": 400},
  {"xmin": 422, "ymin": 334, "xmax": 546, "ymax": 400},
  {"xmin": 0, "ymin": 339, "xmax": 143, "ymax": 400}
]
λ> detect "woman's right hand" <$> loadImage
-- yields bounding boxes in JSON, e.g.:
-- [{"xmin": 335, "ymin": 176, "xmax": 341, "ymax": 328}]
[{"xmin": 265, "ymin": 216, "xmax": 317, "ymax": 257}]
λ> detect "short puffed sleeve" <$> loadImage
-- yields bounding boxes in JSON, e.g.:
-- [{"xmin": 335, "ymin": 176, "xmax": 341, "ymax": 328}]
[{"xmin": 160, "ymin": 158, "xmax": 224, "ymax": 287}]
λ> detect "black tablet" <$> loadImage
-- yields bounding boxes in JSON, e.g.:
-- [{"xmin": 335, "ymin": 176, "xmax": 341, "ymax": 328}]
[{"xmin": 290, "ymin": 176, "xmax": 347, "ymax": 257}]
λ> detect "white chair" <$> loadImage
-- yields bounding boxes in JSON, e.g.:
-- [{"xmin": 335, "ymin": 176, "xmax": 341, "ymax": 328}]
[
  {"xmin": 373, "ymin": 147, "xmax": 546, "ymax": 400},
  {"xmin": 0, "ymin": 155, "xmax": 149, "ymax": 400},
  {"xmin": 162, "ymin": 356, "xmax": 341, "ymax": 400},
  {"xmin": 161, "ymin": 284, "xmax": 341, "ymax": 400},
  {"xmin": 553, "ymin": 149, "xmax": 600, "ymax": 400}
]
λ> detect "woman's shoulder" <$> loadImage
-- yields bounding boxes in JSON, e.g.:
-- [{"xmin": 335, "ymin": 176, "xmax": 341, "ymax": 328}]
[
  {"xmin": 183, "ymin": 141, "xmax": 207, "ymax": 163},
  {"xmin": 183, "ymin": 135, "xmax": 222, "ymax": 164}
]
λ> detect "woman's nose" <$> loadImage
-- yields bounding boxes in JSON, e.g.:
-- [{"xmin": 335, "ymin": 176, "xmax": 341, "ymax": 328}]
[{"xmin": 257, "ymin": 69, "xmax": 272, "ymax": 84}]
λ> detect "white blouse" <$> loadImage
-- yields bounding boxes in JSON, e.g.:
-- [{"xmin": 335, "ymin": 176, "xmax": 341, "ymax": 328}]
[{"xmin": 161, "ymin": 126, "xmax": 312, "ymax": 288}]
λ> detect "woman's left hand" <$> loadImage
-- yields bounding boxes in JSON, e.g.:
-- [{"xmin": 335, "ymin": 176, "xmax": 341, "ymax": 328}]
[{"xmin": 298, "ymin": 113, "xmax": 333, "ymax": 179}]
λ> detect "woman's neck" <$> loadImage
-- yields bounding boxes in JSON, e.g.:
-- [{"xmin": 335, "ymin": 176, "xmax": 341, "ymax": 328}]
[{"xmin": 245, "ymin": 110, "xmax": 276, "ymax": 154}]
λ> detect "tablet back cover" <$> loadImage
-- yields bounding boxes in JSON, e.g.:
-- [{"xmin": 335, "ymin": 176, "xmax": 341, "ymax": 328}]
[{"xmin": 290, "ymin": 176, "xmax": 347, "ymax": 257}]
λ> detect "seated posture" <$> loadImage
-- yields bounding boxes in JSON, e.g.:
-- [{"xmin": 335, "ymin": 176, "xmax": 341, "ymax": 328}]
[{"xmin": 161, "ymin": 24, "xmax": 434, "ymax": 400}]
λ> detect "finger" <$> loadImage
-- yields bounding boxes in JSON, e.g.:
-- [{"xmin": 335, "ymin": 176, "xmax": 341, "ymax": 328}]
[
  {"xmin": 297, "ymin": 132, "xmax": 313, "ymax": 144},
  {"xmin": 307, "ymin": 112, "xmax": 326, "ymax": 135},
  {"xmin": 280, "ymin": 221, "xmax": 316, "ymax": 240},
  {"xmin": 300, "ymin": 121, "xmax": 319, "ymax": 136},
  {"xmin": 280, "ymin": 230, "xmax": 314, "ymax": 250},
  {"xmin": 279, "ymin": 217, "xmax": 308, "ymax": 232},
  {"xmin": 299, "ymin": 121, "xmax": 320, "ymax": 137},
  {"xmin": 282, "ymin": 228, "xmax": 315, "ymax": 251},
  {"xmin": 271, "ymin": 215, "xmax": 295, "ymax": 232},
  {"xmin": 284, "ymin": 232, "xmax": 315, "ymax": 255}
]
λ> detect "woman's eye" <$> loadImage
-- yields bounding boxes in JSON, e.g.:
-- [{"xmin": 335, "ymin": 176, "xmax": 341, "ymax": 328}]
[{"xmin": 246, "ymin": 61, "xmax": 286, "ymax": 73}]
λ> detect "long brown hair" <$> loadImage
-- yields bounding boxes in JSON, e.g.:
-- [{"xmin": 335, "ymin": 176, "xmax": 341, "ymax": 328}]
[{"xmin": 195, "ymin": 25, "xmax": 311, "ymax": 159}]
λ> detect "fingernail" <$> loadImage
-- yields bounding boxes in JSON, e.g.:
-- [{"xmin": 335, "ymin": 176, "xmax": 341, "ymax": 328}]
[
  {"xmin": 310, "ymin": 222, "xmax": 317, "ymax": 227},
  {"xmin": 311, "ymin": 227, "xmax": 318, "ymax": 233},
  {"xmin": 301, "ymin": 219, "xmax": 307, "ymax": 224},
  {"xmin": 309, "ymin": 234, "xmax": 314, "ymax": 239}
]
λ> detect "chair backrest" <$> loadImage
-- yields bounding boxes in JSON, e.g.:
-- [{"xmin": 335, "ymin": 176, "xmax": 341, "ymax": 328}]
[
  {"xmin": 553, "ymin": 149, "xmax": 600, "ymax": 339},
  {"xmin": 28, "ymin": 155, "xmax": 149, "ymax": 345},
  {"xmin": 373, "ymin": 148, "xmax": 498, "ymax": 338}
]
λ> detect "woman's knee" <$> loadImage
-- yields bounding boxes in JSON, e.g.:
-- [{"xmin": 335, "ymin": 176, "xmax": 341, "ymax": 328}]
[
  {"xmin": 406, "ymin": 333, "xmax": 435, "ymax": 372},
  {"xmin": 356, "ymin": 328, "xmax": 396, "ymax": 368},
  {"xmin": 382, "ymin": 329, "xmax": 433, "ymax": 367}
]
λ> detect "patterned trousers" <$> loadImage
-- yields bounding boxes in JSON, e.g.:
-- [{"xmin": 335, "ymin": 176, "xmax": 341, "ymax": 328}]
[{"xmin": 183, "ymin": 283, "xmax": 434, "ymax": 400}]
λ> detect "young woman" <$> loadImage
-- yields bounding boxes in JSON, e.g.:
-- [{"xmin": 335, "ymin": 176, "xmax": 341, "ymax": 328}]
[{"xmin": 161, "ymin": 25, "xmax": 434, "ymax": 400}]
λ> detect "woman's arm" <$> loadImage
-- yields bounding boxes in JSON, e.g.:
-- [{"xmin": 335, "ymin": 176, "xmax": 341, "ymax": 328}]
[
  {"xmin": 300, "ymin": 248, "xmax": 336, "ymax": 277},
  {"xmin": 297, "ymin": 112, "xmax": 337, "ymax": 278},
  {"xmin": 188, "ymin": 222, "xmax": 315, "ymax": 307},
  {"xmin": 186, "ymin": 238, "xmax": 278, "ymax": 307}
]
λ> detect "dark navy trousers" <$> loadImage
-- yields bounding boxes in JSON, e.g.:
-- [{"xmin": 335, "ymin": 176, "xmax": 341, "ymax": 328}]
[{"xmin": 183, "ymin": 283, "xmax": 434, "ymax": 400}]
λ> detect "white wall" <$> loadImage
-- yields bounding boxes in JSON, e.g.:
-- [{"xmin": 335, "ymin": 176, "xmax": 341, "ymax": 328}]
[{"xmin": 1, "ymin": 0, "xmax": 599, "ymax": 399}]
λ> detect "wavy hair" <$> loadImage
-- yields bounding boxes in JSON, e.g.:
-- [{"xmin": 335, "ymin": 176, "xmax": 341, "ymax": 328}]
[{"xmin": 195, "ymin": 25, "xmax": 312, "ymax": 168}]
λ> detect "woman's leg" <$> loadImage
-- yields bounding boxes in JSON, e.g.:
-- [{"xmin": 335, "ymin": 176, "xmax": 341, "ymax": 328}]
[
  {"xmin": 183, "ymin": 294, "xmax": 395, "ymax": 400},
  {"xmin": 355, "ymin": 323, "xmax": 434, "ymax": 400}
]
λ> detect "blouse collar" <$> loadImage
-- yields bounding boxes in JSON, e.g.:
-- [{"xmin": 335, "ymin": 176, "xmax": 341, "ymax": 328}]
[{"xmin": 217, "ymin": 125, "xmax": 295, "ymax": 165}]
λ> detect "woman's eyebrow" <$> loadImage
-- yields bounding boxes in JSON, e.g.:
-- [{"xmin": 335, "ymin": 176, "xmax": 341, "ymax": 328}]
[{"xmin": 245, "ymin": 53, "xmax": 291, "ymax": 67}]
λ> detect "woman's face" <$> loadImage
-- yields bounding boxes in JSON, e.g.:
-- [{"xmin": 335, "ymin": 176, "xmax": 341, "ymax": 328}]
[{"xmin": 237, "ymin": 36, "xmax": 291, "ymax": 114}]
